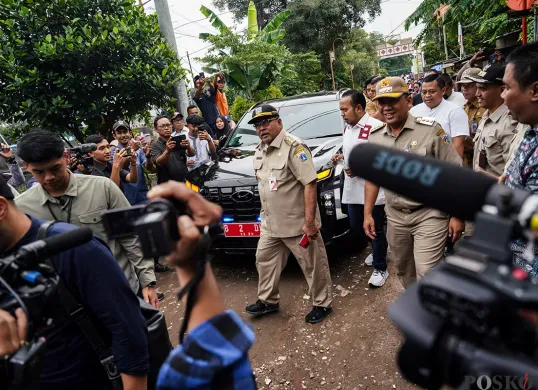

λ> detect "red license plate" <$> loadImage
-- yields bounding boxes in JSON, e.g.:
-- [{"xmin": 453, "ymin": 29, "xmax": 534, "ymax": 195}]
[{"xmin": 223, "ymin": 223, "xmax": 261, "ymax": 237}]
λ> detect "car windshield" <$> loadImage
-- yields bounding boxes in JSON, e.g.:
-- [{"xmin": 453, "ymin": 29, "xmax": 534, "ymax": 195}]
[{"xmin": 227, "ymin": 101, "xmax": 343, "ymax": 148}]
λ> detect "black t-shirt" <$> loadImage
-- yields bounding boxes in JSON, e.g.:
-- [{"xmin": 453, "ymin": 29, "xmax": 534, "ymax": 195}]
[
  {"xmin": 90, "ymin": 160, "xmax": 129, "ymax": 191},
  {"xmin": 412, "ymin": 93, "xmax": 423, "ymax": 106},
  {"xmin": 4, "ymin": 217, "xmax": 149, "ymax": 390},
  {"xmin": 150, "ymin": 137, "xmax": 188, "ymax": 184},
  {"xmin": 194, "ymin": 90, "xmax": 219, "ymax": 128}
]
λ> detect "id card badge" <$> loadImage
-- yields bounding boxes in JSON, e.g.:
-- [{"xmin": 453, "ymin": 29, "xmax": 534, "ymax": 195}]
[{"xmin": 269, "ymin": 174, "xmax": 278, "ymax": 191}]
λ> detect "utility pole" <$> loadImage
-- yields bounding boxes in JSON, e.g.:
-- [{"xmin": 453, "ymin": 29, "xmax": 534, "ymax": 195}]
[
  {"xmin": 153, "ymin": 0, "xmax": 189, "ymax": 115},
  {"xmin": 186, "ymin": 51, "xmax": 195, "ymax": 86},
  {"xmin": 349, "ymin": 64, "xmax": 354, "ymax": 89},
  {"xmin": 442, "ymin": 15, "xmax": 449, "ymax": 60}
]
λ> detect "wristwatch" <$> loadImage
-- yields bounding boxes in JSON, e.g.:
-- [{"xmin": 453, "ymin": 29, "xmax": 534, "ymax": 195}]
[{"xmin": 5, "ymin": 157, "xmax": 15, "ymax": 164}]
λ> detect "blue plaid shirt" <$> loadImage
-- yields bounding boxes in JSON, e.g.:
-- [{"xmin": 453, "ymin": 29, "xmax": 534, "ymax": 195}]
[
  {"xmin": 505, "ymin": 125, "xmax": 538, "ymax": 275},
  {"xmin": 157, "ymin": 310, "xmax": 256, "ymax": 390}
]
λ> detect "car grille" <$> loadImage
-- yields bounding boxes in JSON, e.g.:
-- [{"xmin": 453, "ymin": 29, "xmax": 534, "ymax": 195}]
[{"xmin": 202, "ymin": 185, "xmax": 261, "ymax": 222}]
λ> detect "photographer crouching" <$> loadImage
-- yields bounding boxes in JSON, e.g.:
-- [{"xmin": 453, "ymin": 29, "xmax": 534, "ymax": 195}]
[{"xmin": 0, "ymin": 179, "xmax": 149, "ymax": 389}]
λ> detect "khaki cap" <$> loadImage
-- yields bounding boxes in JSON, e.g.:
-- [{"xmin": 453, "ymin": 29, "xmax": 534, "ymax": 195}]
[
  {"xmin": 456, "ymin": 67, "xmax": 481, "ymax": 84},
  {"xmin": 372, "ymin": 77, "xmax": 409, "ymax": 101}
]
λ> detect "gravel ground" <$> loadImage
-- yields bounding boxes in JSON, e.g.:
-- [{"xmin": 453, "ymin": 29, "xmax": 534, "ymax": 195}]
[{"xmin": 157, "ymin": 245, "xmax": 418, "ymax": 390}]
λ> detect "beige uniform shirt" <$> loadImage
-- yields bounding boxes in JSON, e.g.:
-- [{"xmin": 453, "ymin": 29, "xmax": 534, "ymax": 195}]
[
  {"xmin": 254, "ymin": 130, "xmax": 321, "ymax": 238},
  {"xmin": 472, "ymin": 104, "xmax": 519, "ymax": 177},
  {"xmin": 368, "ymin": 114, "xmax": 462, "ymax": 210},
  {"xmin": 15, "ymin": 172, "xmax": 155, "ymax": 292},
  {"xmin": 365, "ymin": 100, "xmax": 379, "ymax": 116}
]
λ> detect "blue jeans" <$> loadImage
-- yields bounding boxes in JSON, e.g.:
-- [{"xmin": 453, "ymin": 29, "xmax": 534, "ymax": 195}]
[{"xmin": 347, "ymin": 204, "xmax": 388, "ymax": 272}]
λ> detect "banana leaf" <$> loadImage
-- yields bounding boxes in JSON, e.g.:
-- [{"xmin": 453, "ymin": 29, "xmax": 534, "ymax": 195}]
[
  {"xmin": 247, "ymin": 1, "xmax": 258, "ymax": 40},
  {"xmin": 200, "ymin": 5, "xmax": 229, "ymax": 34}
]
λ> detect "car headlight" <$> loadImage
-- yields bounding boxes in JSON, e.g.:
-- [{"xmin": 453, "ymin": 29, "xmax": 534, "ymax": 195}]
[
  {"xmin": 185, "ymin": 180, "xmax": 199, "ymax": 192},
  {"xmin": 317, "ymin": 168, "xmax": 332, "ymax": 181}
]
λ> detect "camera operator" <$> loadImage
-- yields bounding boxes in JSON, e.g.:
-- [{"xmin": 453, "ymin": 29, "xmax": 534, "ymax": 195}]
[
  {"xmin": 110, "ymin": 121, "xmax": 156, "ymax": 206},
  {"xmin": 13, "ymin": 130, "xmax": 159, "ymax": 307},
  {"xmin": 144, "ymin": 181, "xmax": 256, "ymax": 390},
  {"xmin": 150, "ymin": 115, "xmax": 195, "ymax": 185},
  {"xmin": 0, "ymin": 179, "xmax": 149, "ymax": 390},
  {"xmin": 85, "ymin": 134, "xmax": 138, "ymax": 190}
]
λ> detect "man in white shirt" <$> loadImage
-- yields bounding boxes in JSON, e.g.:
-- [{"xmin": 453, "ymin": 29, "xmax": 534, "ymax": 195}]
[
  {"xmin": 440, "ymin": 73, "xmax": 466, "ymax": 107},
  {"xmin": 410, "ymin": 74, "xmax": 469, "ymax": 157},
  {"xmin": 185, "ymin": 114, "xmax": 216, "ymax": 171},
  {"xmin": 332, "ymin": 90, "xmax": 388, "ymax": 287}
]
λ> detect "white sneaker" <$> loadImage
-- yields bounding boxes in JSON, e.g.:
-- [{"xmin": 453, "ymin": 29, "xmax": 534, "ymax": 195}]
[
  {"xmin": 368, "ymin": 269, "xmax": 389, "ymax": 287},
  {"xmin": 365, "ymin": 254, "xmax": 374, "ymax": 266}
]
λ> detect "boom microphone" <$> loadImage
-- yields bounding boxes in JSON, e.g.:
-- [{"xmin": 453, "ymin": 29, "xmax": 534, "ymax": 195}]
[
  {"xmin": 348, "ymin": 143, "xmax": 527, "ymax": 222},
  {"xmin": 15, "ymin": 227, "xmax": 93, "ymax": 262}
]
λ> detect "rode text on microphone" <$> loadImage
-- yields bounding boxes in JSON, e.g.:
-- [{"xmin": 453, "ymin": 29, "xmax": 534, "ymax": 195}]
[{"xmin": 349, "ymin": 143, "xmax": 538, "ymax": 390}]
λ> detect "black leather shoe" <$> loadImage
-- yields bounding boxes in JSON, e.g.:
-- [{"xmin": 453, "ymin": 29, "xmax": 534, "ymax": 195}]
[
  {"xmin": 157, "ymin": 292, "xmax": 165, "ymax": 301},
  {"xmin": 245, "ymin": 300, "xmax": 279, "ymax": 316},
  {"xmin": 155, "ymin": 263, "xmax": 170, "ymax": 273},
  {"xmin": 305, "ymin": 306, "xmax": 332, "ymax": 324}
]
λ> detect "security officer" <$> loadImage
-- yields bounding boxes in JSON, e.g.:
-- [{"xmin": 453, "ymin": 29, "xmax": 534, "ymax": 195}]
[
  {"xmin": 363, "ymin": 77, "xmax": 463, "ymax": 288},
  {"xmin": 245, "ymin": 105, "xmax": 333, "ymax": 324},
  {"xmin": 455, "ymin": 67, "xmax": 486, "ymax": 166},
  {"xmin": 468, "ymin": 63, "xmax": 519, "ymax": 178}
]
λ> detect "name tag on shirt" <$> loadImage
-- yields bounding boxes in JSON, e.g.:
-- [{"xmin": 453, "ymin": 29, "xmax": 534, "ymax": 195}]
[
  {"xmin": 269, "ymin": 175, "xmax": 278, "ymax": 191},
  {"xmin": 358, "ymin": 124, "xmax": 372, "ymax": 140}
]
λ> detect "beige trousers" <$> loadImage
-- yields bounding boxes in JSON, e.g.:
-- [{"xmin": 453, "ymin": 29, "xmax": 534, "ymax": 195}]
[
  {"xmin": 255, "ymin": 233, "xmax": 333, "ymax": 307},
  {"xmin": 386, "ymin": 207, "xmax": 449, "ymax": 288}
]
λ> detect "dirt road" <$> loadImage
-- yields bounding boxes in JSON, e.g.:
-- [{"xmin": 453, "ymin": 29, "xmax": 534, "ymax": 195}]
[{"xmin": 157, "ymin": 246, "xmax": 417, "ymax": 390}]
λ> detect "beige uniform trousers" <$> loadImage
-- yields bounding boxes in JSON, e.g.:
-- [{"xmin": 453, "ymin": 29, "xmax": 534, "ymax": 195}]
[
  {"xmin": 256, "ymin": 233, "xmax": 333, "ymax": 307},
  {"xmin": 386, "ymin": 207, "xmax": 449, "ymax": 288}
]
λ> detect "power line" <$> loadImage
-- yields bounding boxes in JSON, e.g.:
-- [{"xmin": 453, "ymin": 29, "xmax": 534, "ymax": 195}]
[
  {"xmin": 174, "ymin": 31, "xmax": 202, "ymax": 39},
  {"xmin": 189, "ymin": 44, "xmax": 214, "ymax": 55},
  {"xmin": 173, "ymin": 11, "xmax": 233, "ymax": 31}
]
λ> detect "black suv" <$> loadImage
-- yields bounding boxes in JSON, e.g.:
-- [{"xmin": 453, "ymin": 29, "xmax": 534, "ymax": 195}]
[{"xmin": 188, "ymin": 91, "xmax": 353, "ymax": 254}]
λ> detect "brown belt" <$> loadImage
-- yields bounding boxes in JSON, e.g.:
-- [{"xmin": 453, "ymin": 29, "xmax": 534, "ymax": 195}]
[{"xmin": 396, "ymin": 206, "xmax": 424, "ymax": 214}]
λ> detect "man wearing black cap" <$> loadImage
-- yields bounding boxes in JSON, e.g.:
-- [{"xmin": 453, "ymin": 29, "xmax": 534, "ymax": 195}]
[
  {"xmin": 245, "ymin": 105, "xmax": 333, "ymax": 324},
  {"xmin": 171, "ymin": 112, "xmax": 187, "ymax": 136},
  {"xmin": 0, "ymin": 178, "xmax": 149, "ymax": 390},
  {"xmin": 469, "ymin": 63, "xmax": 519, "ymax": 178},
  {"xmin": 110, "ymin": 120, "xmax": 155, "ymax": 205}
]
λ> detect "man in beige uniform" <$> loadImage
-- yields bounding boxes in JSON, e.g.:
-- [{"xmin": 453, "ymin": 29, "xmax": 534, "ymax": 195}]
[
  {"xmin": 245, "ymin": 105, "xmax": 333, "ymax": 324},
  {"xmin": 455, "ymin": 67, "xmax": 486, "ymax": 167},
  {"xmin": 14, "ymin": 129, "xmax": 160, "ymax": 307},
  {"xmin": 468, "ymin": 63, "xmax": 519, "ymax": 179},
  {"xmin": 363, "ymin": 78, "xmax": 463, "ymax": 288}
]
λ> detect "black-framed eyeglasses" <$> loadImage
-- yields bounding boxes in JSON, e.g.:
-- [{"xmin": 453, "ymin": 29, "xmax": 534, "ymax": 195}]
[{"xmin": 253, "ymin": 118, "xmax": 278, "ymax": 129}]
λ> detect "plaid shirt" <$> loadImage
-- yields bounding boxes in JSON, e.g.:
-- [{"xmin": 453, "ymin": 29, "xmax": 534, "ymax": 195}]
[
  {"xmin": 157, "ymin": 310, "xmax": 256, "ymax": 390},
  {"xmin": 505, "ymin": 125, "xmax": 538, "ymax": 275}
]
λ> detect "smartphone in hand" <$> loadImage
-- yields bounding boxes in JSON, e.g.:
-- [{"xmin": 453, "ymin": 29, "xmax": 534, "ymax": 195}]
[{"xmin": 299, "ymin": 234, "xmax": 310, "ymax": 249}]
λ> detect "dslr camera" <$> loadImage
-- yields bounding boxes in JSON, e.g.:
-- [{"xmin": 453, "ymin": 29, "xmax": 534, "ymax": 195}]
[
  {"xmin": 102, "ymin": 198, "xmax": 189, "ymax": 258},
  {"xmin": 68, "ymin": 143, "xmax": 96, "ymax": 170}
]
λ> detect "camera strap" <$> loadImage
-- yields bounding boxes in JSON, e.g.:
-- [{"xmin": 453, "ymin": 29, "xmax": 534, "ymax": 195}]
[
  {"xmin": 37, "ymin": 222, "xmax": 123, "ymax": 389},
  {"xmin": 176, "ymin": 228, "xmax": 213, "ymax": 344}
]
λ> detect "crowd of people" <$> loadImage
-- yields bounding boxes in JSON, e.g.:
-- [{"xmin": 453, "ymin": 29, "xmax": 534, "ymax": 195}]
[{"xmin": 1, "ymin": 35, "xmax": 538, "ymax": 389}]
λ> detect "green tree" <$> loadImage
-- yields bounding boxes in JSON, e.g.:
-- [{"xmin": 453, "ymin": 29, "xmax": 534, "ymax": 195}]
[
  {"xmin": 0, "ymin": 0, "xmax": 184, "ymax": 141},
  {"xmin": 277, "ymin": 52, "xmax": 324, "ymax": 96},
  {"xmin": 405, "ymin": 0, "xmax": 520, "ymax": 58},
  {"xmin": 213, "ymin": 0, "xmax": 288, "ymax": 30},
  {"xmin": 379, "ymin": 55, "xmax": 413, "ymax": 75}
]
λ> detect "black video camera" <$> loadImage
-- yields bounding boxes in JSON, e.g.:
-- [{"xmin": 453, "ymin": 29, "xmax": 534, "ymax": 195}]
[
  {"xmin": 68, "ymin": 143, "xmax": 97, "ymax": 170},
  {"xmin": 347, "ymin": 143, "xmax": 538, "ymax": 390},
  {"xmin": 102, "ymin": 198, "xmax": 189, "ymax": 258},
  {"xmin": 0, "ymin": 227, "xmax": 92, "ymax": 389}
]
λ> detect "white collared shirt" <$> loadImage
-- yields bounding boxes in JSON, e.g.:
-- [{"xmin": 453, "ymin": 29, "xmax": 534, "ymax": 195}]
[
  {"xmin": 446, "ymin": 91, "xmax": 466, "ymax": 107},
  {"xmin": 342, "ymin": 113, "xmax": 385, "ymax": 205},
  {"xmin": 410, "ymin": 98, "xmax": 469, "ymax": 138}
]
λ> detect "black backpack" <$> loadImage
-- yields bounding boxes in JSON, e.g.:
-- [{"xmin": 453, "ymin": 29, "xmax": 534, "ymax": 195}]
[{"xmin": 38, "ymin": 221, "xmax": 172, "ymax": 390}]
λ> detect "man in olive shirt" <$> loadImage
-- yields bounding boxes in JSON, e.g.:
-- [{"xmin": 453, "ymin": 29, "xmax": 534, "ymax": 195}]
[
  {"xmin": 14, "ymin": 130, "xmax": 159, "ymax": 307},
  {"xmin": 245, "ymin": 105, "xmax": 333, "ymax": 324},
  {"xmin": 363, "ymin": 78, "xmax": 463, "ymax": 288}
]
